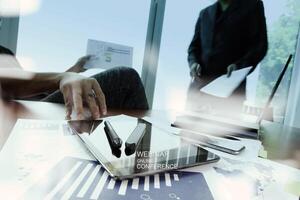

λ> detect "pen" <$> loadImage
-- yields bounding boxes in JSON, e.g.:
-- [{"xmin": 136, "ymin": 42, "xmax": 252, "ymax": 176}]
[
  {"xmin": 125, "ymin": 123, "xmax": 146, "ymax": 155},
  {"xmin": 103, "ymin": 126, "xmax": 122, "ymax": 158},
  {"xmin": 104, "ymin": 121, "xmax": 122, "ymax": 149}
]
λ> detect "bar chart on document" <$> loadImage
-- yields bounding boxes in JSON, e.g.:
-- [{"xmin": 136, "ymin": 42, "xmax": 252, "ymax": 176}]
[{"xmin": 24, "ymin": 157, "xmax": 214, "ymax": 200}]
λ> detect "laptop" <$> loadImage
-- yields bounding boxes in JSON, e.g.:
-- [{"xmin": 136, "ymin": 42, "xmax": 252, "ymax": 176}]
[{"xmin": 172, "ymin": 55, "xmax": 293, "ymax": 139}]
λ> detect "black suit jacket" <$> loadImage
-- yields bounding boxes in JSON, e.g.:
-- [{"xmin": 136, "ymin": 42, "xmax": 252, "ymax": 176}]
[
  {"xmin": 188, "ymin": 0, "xmax": 268, "ymax": 77},
  {"xmin": 0, "ymin": 45, "xmax": 14, "ymax": 56}
]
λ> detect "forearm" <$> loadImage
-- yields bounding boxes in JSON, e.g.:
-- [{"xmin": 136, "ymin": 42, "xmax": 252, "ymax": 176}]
[
  {"xmin": 188, "ymin": 52, "xmax": 199, "ymax": 68},
  {"xmin": 188, "ymin": 33, "xmax": 202, "ymax": 68},
  {"xmin": 235, "ymin": 42, "xmax": 267, "ymax": 69},
  {"xmin": 188, "ymin": 37, "xmax": 203, "ymax": 68},
  {"xmin": 0, "ymin": 72, "xmax": 65, "ymax": 98},
  {"xmin": 235, "ymin": 0, "xmax": 268, "ymax": 69},
  {"xmin": 188, "ymin": 13, "xmax": 202, "ymax": 68}
]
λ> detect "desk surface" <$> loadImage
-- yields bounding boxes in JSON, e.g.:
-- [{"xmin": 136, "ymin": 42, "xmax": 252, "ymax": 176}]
[
  {"xmin": 0, "ymin": 100, "xmax": 148, "ymax": 149},
  {"xmin": 0, "ymin": 101, "xmax": 300, "ymax": 199},
  {"xmin": 1, "ymin": 100, "xmax": 300, "ymax": 169}
]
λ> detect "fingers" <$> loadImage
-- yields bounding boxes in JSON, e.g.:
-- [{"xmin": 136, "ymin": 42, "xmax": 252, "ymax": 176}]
[
  {"xmin": 190, "ymin": 71, "xmax": 195, "ymax": 78},
  {"xmin": 72, "ymin": 85, "xmax": 84, "ymax": 120},
  {"xmin": 75, "ymin": 56, "xmax": 91, "ymax": 72},
  {"xmin": 227, "ymin": 64, "xmax": 237, "ymax": 78},
  {"xmin": 190, "ymin": 69, "xmax": 195, "ymax": 77},
  {"xmin": 77, "ymin": 55, "xmax": 91, "ymax": 65},
  {"xmin": 61, "ymin": 84, "xmax": 73, "ymax": 120},
  {"xmin": 227, "ymin": 67, "xmax": 232, "ymax": 78},
  {"xmin": 190, "ymin": 63, "xmax": 201, "ymax": 78},
  {"xmin": 82, "ymin": 55, "xmax": 92, "ymax": 62},
  {"xmin": 227, "ymin": 65, "xmax": 234, "ymax": 78},
  {"xmin": 60, "ymin": 73, "xmax": 106, "ymax": 120},
  {"xmin": 92, "ymin": 79, "xmax": 107, "ymax": 115},
  {"xmin": 83, "ymin": 83, "xmax": 100, "ymax": 119},
  {"xmin": 196, "ymin": 64, "xmax": 201, "ymax": 77},
  {"xmin": 190, "ymin": 63, "xmax": 197, "ymax": 77}
]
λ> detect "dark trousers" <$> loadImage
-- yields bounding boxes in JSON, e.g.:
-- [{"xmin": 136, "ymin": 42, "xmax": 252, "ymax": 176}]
[{"xmin": 43, "ymin": 67, "xmax": 149, "ymax": 110}]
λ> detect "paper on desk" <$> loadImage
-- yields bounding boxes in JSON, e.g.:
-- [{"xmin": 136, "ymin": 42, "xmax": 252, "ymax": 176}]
[
  {"xmin": 209, "ymin": 157, "xmax": 300, "ymax": 200},
  {"xmin": 2, "ymin": 119, "xmax": 299, "ymax": 200},
  {"xmin": 84, "ymin": 39, "xmax": 133, "ymax": 69},
  {"xmin": 0, "ymin": 119, "xmax": 94, "ymax": 199},
  {"xmin": 141, "ymin": 116, "xmax": 300, "ymax": 200},
  {"xmin": 200, "ymin": 67, "xmax": 252, "ymax": 98},
  {"xmin": 0, "ymin": 118, "xmax": 218, "ymax": 200}
]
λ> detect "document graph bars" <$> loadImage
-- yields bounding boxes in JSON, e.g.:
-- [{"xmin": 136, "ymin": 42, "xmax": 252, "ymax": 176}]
[{"xmin": 24, "ymin": 157, "xmax": 213, "ymax": 200}]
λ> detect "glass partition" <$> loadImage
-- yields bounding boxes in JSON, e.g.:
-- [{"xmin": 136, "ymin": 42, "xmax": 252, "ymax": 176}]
[{"xmin": 153, "ymin": 0, "xmax": 300, "ymax": 123}]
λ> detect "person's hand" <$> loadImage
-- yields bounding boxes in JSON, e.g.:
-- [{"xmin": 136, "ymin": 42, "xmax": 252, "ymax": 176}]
[
  {"xmin": 227, "ymin": 64, "xmax": 237, "ymax": 78},
  {"xmin": 66, "ymin": 55, "xmax": 91, "ymax": 73},
  {"xmin": 59, "ymin": 72, "xmax": 107, "ymax": 120},
  {"xmin": 190, "ymin": 63, "xmax": 201, "ymax": 78}
]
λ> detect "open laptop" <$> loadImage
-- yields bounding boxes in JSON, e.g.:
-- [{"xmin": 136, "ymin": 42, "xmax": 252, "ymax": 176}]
[{"xmin": 172, "ymin": 55, "xmax": 293, "ymax": 139}]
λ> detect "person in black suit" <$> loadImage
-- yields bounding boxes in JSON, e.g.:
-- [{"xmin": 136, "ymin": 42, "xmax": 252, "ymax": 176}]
[{"xmin": 187, "ymin": 0, "xmax": 268, "ymax": 114}]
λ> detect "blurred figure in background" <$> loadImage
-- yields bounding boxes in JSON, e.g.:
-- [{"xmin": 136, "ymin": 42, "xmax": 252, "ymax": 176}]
[{"xmin": 187, "ymin": 0, "xmax": 268, "ymax": 115}]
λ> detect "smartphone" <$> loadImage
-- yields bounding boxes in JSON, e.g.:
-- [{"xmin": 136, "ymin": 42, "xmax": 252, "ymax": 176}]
[{"xmin": 179, "ymin": 130, "xmax": 245, "ymax": 155}]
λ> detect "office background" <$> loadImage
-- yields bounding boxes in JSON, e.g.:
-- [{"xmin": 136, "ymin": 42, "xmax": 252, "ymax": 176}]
[{"xmin": 0, "ymin": 0, "xmax": 300, "ymax": 128}]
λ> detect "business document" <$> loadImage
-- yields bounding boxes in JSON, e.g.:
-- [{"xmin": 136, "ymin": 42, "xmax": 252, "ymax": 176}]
[
  {"xmin": 84, "ymin": 39, "xmax": 133, "ymax": 69},
  {"xmin": 200, "ymin": 67, "xmax": 252, "ymax": 98}
]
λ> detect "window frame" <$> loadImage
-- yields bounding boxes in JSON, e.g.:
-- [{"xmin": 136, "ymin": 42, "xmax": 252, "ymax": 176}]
[{"xmin": 285, "ymin": 24, "xmax": 300, "ymax": 128}]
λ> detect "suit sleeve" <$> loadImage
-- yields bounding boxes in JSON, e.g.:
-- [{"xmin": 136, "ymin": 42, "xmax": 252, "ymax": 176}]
[
  {"xmin": 188, "ymin": 13, "xmax": 202, "ymax": 69},
  {"xmin": 235, "ymin": 0, "xmax": 268, "ymax": 69},
  {"xmin": 0, "ymin": 45, "xmax": 15, "ymax": 56}
]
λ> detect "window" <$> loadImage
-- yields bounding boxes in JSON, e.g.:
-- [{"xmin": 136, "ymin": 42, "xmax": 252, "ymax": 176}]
[
  {"xmin": 14, "ymin": 0, "xmax": 300, "ymax": 123},
  {"xmin": 17, "ymin": 0, "xmax": 150, "ymax": 74},
  {"xmin": 153, "ymin": 0, "xmax": 213, "ymax": 110},
  {"xmin": 256, "ymin": 0, "xmax": 300, "ymax": 123},
  {"xmin": 153, "ymin": 0, "xmax": 300, "ymax": 124}
]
